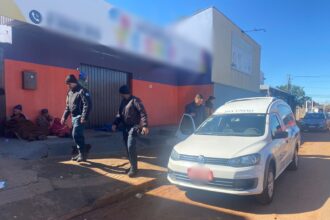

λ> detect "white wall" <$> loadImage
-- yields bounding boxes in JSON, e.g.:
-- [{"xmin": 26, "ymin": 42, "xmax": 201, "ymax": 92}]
[
  {"xmin": 171, "ymin": 7, "xmax": 261, "ymax": 93},
  {"xmin": 212, "ymin": 9, "xmax": 261, "ymax": 93},
  {"xmin": 169, "ymin": 8, "xmax": 213, "ymax": 52}
]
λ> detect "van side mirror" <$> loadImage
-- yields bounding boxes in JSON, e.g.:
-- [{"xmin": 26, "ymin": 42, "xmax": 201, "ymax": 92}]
[{"xmin": 273, "ymin": 131, "xmax": 288, "ymax": 139}]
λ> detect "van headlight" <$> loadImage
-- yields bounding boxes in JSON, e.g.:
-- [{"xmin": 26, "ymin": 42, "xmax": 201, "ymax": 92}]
[
  {"xmin": 228, "ymin": 154, "xmax": 261, "ymax": 167},
  {"xmin": 170, "ymin": 149, "xmax": 180, "ymax": 161}
]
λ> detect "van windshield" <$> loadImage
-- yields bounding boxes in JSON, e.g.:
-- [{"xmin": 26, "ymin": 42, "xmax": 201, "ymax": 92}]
[{"xmin": 195, "ymin": 114, "xmax": 266, "ymax": 137}]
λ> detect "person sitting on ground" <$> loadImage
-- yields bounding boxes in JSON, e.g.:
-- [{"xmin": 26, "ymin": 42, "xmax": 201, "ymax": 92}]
[
  {"xmin": 185, "ymin": 94, "xmax": 207, "ymax": 127},
  {"xmin": 36, "ymin": 109, "xmax": 53, "ymax": 134},
  {"xmin": 5, "ymin": 105, "xmax": 48, "ymax": 141},
  {"xmin": 10, "ymin": 105, "xmax": 26, "ymax": 121},
  {"xmin": 4, "ymin": 105, "xmax": 26, "ymax": 138},
  {"xmin": 50, "ymin": 118, "xmax": 71, "ymax": 138},
  {"xmin": 36, "ymin": 108, "xmax": 71, "ymax": 137}
]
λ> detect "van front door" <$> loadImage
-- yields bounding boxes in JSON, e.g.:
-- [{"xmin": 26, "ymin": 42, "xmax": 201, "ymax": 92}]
[
  {"xmin": 176, "ymin": 114, "xmax": 196, "ymax": 140},
  {"xmin": 269, "ymin": 113, "xmax": 288, "ymax": 173}
]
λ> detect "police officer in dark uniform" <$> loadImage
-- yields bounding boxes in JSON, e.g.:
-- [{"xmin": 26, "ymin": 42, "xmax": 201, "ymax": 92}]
[
  {"xmin": 112, "ymin": 85, "xmax": 149, "ymax": 177},
  {"xmin": 61, "ymin": 74, "xmax": 92, "ymax": 162}
]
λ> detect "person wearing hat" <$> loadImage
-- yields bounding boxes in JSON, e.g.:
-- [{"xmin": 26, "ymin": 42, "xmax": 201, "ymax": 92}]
[
  {"xmin": 10, "ymin": 105, "xmax": 26, "ymax": 121},
  {"xmin": 61, "ymin": 74, "xmax": 92, "ymax": 162},
  {"xmin": 112, "ymin": 85, "xmax": 149, "ymax": 177}
]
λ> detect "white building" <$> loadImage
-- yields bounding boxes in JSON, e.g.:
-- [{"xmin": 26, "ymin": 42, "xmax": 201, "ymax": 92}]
[{"xmin": 171, "ymin": 7, "xmax": 262, "ymax": 107}]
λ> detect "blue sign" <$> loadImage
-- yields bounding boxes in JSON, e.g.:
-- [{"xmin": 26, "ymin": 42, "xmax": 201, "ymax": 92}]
[{"xmin": 29, "ymin": 10, "xmax": 42, "ymax": 24}]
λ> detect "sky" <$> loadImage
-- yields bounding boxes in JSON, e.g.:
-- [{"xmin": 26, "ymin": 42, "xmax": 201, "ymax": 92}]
[{"xmin": 108, "ymin": 0, "xmax": 330, "ymax": 103}]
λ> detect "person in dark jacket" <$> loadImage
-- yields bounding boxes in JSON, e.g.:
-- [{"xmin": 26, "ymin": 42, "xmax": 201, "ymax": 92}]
[
  {"xmin": 61, "ymin": 74, "xmax": 92, "ymax": 162},
  {"xmin": 205, "ymin": 96, "xmax": 216, "ymax": 116},
  {"xmin": 10, "ymin": 105, "xmax": 26, "ymax": 121},
  {"xmin": 112, "ymin": 85, "xmax": 149, "ymax": 177},
  {"xmin": 185, "ymin": 94, "xmax": 207, "ymax": 127}
]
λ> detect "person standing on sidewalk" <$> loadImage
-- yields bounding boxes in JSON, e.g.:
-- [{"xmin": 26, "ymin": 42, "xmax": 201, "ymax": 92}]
[
  {"xmin": 112, "ymin": 85, "xmax": 149, "ymax": 177},
  {"xmin": 61, "ymin": 74, "xmax": 92, "ymax": 162}
]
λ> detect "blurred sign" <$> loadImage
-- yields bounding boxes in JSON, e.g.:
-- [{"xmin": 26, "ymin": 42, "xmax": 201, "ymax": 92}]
[
  {"xmin": 0, "ymin": 0, "xmax": 208, "ymax": 73},
  {"xmin": 0, "ymin": 25, "xmax": 12, "ymax": 43}
]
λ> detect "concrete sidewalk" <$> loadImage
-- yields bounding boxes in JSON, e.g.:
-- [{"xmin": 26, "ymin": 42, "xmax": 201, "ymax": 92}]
[
  {"xmin": 0, "ymin": 126, "xmax": 177, "ymax": 220},
  {"xmin": 0, "ymin": 126, "xmax": 177, "ymax": 160}
]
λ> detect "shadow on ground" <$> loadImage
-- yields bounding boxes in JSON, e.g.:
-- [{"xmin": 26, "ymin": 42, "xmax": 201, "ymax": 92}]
[
  {"xmin": 0, "ymin": 148, "xmax": 168, "ymax": 220},
  {"xmin": 302, "ymin": 131, "xmax": 330, "ymax": 143},
  {"xmin": 73, "ymin": 193, "xmax": 245, "ymax": 220}
]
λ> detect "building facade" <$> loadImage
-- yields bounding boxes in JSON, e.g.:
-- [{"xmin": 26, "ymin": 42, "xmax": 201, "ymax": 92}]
[
  {"xmin": 0, "ymin": 18, "xmax": 212, "ymax": 127},
  {"xmin": 171, "ymin": 7, "xmax": 262, "ymax": 107},
  {"xmin": 0, "ymin": 4, "xmax": 263, "ymax": 128}
]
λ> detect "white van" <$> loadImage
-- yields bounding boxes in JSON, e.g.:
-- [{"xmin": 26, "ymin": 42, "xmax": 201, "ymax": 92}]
[{"xmin": 168, "ymin": 97, "xmax": 301, "ymax": 204}]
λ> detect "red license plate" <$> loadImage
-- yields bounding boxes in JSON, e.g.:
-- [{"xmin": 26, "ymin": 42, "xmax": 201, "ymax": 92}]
[{"xmin": 188, "ymin": 167, "xmax": 214, "ymax": 182}]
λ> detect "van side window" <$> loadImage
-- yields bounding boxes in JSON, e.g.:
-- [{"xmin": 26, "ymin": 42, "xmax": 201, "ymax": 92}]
[
  {"xmin": 278, "ymin": 104, "xmax": 296, "ymax": 127},
  {"xmin": 283, "ymin": 114, "xmax": 296, "ymax": 127},
  {"xmin": 270, "ymin": 114, "xmax": 282, "ymax": 137}
]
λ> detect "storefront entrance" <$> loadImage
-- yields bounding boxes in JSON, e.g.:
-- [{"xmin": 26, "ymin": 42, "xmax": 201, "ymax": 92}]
[{"xmin": 80, "ymin": 64, "xmax": 129, "ymax": 128}]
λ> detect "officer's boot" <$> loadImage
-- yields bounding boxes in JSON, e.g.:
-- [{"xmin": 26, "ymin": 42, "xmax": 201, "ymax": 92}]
[
  {"xmin": 71, "ymin": 145, "xmax": 79, "ymax": 161},
  {"xmin": 128, "ymin": 167, "xmax": 138, "ymax": 178},
  {"xmin": 76, "ymin": 149, "xmax": 87, "ymax": 163},
  {"xmin": 71, "ymin": 154, "xmax": 79, "ymax": 161}
]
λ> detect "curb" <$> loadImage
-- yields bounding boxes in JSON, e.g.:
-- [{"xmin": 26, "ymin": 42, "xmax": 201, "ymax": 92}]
[{"xmin": 60, "ymin": 177, "xmax": 162, "ymax": 220}]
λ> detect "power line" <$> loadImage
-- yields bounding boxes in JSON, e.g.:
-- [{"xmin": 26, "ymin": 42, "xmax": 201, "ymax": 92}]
[{"xmin": 293, "ymin": 75, "xmax": 330, "ymax": 78}]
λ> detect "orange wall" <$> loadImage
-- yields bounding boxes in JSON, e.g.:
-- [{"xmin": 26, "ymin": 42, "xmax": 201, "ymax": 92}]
[
  {"xmin": 132, "ymin": 80, "xmax": 179, "ymax": 125},
  {"xmin": 4, "ymin": 59, "xmax": 78, "ymax": 121},
  {"xmin": 4, "ymin": 59, "xmax": 213, "ymax": 126},
  {"xmin": 133, "ymin": 79, "xmax": 213, "ymax": 126}
]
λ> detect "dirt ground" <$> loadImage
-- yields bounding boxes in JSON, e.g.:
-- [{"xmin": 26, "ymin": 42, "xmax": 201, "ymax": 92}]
[{"xmin": 73, "ymin": 132, "xmax": 330, "ymax": 220}]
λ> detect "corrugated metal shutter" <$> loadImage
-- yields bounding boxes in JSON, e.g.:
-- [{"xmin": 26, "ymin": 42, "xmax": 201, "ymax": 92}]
[
  {"xmin": 80, "ymin": 64, "xmax": 129, "ymax": 128},
  {"xmin": 0, "ymin": 16, "xmax": 13, "ymax": 25}
]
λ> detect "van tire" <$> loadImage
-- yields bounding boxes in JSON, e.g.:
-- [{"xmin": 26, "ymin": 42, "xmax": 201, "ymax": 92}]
[
  {"xmin": 256, "ymin": 165, "xmax": 275, "ymax": 205},
  {"xmin": 178, "ymin": 186, "xmax": 195, "ymax": 193},
  {"xmin": 288, "ymin": 147, "xmax": 299, "ymax": 171}
]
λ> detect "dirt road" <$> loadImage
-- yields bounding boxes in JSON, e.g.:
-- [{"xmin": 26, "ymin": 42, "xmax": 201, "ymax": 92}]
[{"xmin": 72, "ymin": 132, "xmax": 330, "ymax": 220}]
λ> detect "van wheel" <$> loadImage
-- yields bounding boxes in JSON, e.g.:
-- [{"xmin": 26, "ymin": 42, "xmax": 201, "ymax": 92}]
[
  {"xmin": 256, "ymin": 166, "xmax": 275, "ymax": 205},
  {"xmin": 288, "ymin": 147, "xmax": 299, "ymax": 170}
]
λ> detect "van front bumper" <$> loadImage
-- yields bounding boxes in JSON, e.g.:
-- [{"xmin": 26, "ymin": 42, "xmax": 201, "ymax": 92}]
[{"xmin": 167, "ymin": 159, "xmax": 265, "ymax": 195}]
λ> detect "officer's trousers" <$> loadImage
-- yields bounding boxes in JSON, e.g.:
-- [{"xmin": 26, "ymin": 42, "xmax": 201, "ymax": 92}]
[
  {"xmin": 123, "ymin": 126, "xmax": 138, "ymax": 170},
  {"xmin": 72, "ymin": 116, "xmax": 85, "ymax": 154}
]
